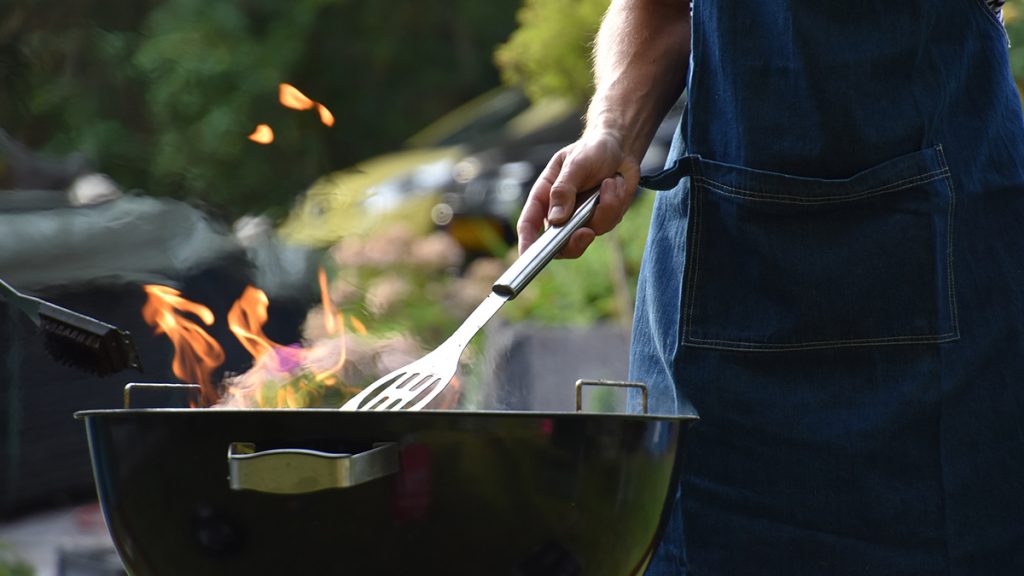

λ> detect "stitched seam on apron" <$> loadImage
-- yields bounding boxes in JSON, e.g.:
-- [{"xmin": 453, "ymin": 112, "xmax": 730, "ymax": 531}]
[
  {"xmin": 682, "ymin": 147, "xmax": 958, "ymax": 350},
  {"xmin": 685, "ymin": 332, "xmax": 961, "ymax": 351},
  {"xmin": 937, "ymin": 144, "xmax": 960, "ymax": 337},
  {"xmin": 967, "ymin": 0, "xmax": 1010, "ymax": 45},
  {"xmin": 696, "ymin": 169, "xmax": 950, "ymax": 205},
  {"xmin": 682, "ymin": 156, "xmax": 703, "ymax": 345}
]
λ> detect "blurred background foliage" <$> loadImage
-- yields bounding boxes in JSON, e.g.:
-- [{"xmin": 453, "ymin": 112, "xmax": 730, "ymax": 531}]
[
  {"xmin": 495, "ymin": 0, "xmax": 608, "ymax": 106},
  {"xmin": 1005, "ymin": 5, "xmax": 1024, "ymax": 94},
  {"xmin": 2, "ymin": 0, "xmax": 1023, "ymax": 334},
  {"xmin": 3, "ymin": 0, "xmax": 1020, "ymax": 220},
  {"xmin": 0, "ymin": 0, "xmax": 521, "ymax": 220},
  {"xmin": 0, "ymin": 540, "xmax": 32, "ymax": 576}
]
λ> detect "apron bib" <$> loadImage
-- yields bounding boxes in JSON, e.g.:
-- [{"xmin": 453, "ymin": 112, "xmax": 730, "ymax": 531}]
[{"xmin": 631, "ymin": 1, "xmax": 1024, "ymax": 574}]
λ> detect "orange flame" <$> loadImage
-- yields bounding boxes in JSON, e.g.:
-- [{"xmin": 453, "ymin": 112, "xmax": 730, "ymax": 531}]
[
  {"xmin": 349, "ymin": 314, "xmax": 367, "ymax": 336},
  {"xmin": 279, "ymin": 83, "xmax": 315, "ymax": 111},
  {"xmin": 316, "ymin": 103, "xmax": 335, "ymax": 127},
  {"xmin": 319, "ymin": 268, "xmax": 339, "ymax": 336},
  {"xmin": 439, "ymin": 375, "xmax": 461, "ymax": 409},
  {"xmin": 278, "ymin": 83, "xmax": 334, "ymax": 127},
  {"xmin": 141, "ymin": 285, "xmax": 225, "ymax": 405},
  {"xmin": 143, "ymin": 267, "xmax": 461, "ymax": 410},
  {"xmin": 227, "ymin": 286, "xmax": 284, "ymax": 362},
  {"xmin": 248, "ymin": 124, "xmax": 274, "ymax": 144},
  {"xmin": 316, "ymin": 268, "xmax": 347, "ymax": 380}
]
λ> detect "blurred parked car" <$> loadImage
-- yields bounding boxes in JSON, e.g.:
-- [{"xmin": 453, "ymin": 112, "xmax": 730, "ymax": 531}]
[
  {"xmin": 430, "ymin": 97, "xmax": 583, "ymax": 253},
  {"xmin": 277, "ymin": 88, "xmax": 532, "ymax": 247},
  {"xmin": 434, "ymin": 97, "xmax": 686, "ymax": 254}
]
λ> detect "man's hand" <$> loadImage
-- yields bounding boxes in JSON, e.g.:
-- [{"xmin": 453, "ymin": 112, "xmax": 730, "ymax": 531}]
[
  {"xmin": 514, "ymin": 0, "xmax": 690, "ymax": 258},
  {"xmin": 516, "ymin": 131, "xmax": 641, "ymax": 258}
]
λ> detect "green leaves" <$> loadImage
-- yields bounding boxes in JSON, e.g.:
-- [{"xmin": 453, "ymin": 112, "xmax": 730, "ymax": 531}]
[
  {"xmin": 501, "ymin": 192, "xmax": 655, "ymax": 327},
  {"xmin": 495, "ymin": 0, "xmax": 610, "ymax": 106},
  {"xmin": 0, "ymin": 0, "xmax": 519, "ymax": 219},
  {"xmin": 0, "ymin": 541, "xmax": 33, "ymax": 576}
]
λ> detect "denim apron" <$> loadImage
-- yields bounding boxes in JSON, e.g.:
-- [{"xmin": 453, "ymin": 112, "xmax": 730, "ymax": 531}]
[{"xmin": 630, "ymin": 1, "xmax": 1024, "ymax": 574}]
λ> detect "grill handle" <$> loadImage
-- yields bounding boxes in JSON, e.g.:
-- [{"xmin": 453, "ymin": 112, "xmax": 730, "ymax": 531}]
[
  {"xmin": 228, "ymin": 442, "xmax": 398, "ymax": 494},
  {"xmin": 575, "ymin": 379, "xmax": 648, "ymax": 415}
]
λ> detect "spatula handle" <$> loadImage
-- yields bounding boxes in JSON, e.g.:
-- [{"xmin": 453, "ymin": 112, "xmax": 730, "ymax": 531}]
[{"xmin": 492, "ymin": 190, "xmax": 600, "ymax": 299}]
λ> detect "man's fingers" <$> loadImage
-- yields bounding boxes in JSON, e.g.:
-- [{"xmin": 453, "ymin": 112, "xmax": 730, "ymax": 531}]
[
  {"xmin": 547, "ymin": 155, "xmax": 589, "ymax": 225},
  {"xmin": 517, "ymin": 151, "xmax": 567, "ymax": 254},
  {"xmin": 517, "ymin": 139, "xmax": 636, "ymax": 257},
  {"xmin": 584, "ymin": 174, "xmax": 628, "ymax": 236},
  {"xmin": 559, "ymin": 228, "xmax": 596, "ymax": 260},
  {"xmin": 516, "ymin": 197, "xmax": 546, "ymax": 254}
]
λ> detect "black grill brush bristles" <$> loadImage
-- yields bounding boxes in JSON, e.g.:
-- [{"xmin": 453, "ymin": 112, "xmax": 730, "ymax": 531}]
[
  {"xmin": 38, "ymin": 303, "xmax": 143, "ymax": 376},
  {"xmin": 1, "ymin": 278, "xmax": 143, "ymax": 376}
]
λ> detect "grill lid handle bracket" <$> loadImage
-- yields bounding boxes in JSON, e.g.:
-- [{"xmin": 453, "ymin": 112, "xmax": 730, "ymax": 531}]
[{"xmin": 575, "ymin": 379, "xmax": 648, "ymax": 415}]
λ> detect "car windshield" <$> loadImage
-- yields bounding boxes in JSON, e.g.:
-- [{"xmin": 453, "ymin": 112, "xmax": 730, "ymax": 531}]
[{"xmin": 404, "ymin": 89, "xmax": 531, "ymax": 149}]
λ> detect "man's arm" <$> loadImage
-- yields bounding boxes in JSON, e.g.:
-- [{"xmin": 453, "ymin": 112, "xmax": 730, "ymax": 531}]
[{"xmin": 517, "ymin": 0, "xmax": 691, "ymax": 257}]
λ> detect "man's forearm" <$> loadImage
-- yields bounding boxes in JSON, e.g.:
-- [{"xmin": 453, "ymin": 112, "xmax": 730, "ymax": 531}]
[{"xmin": 586, "ymin": 0, "xmax": 691, "ymax": 162}]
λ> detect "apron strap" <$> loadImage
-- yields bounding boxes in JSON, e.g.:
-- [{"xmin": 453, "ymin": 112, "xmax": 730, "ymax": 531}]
[{"xmin": 638, "ymin": 155, "xmax": 697, "ymax": 191}]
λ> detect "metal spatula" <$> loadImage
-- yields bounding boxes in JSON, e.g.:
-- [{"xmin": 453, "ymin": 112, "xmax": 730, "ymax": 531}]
[{"xmin": 341, "ymin": 190, "xmax": 601, "ymax": 411}]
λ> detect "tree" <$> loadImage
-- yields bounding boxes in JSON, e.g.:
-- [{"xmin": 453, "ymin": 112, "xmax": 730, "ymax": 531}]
[
  {"xmin": 498, "ymin": 2, "xmax": 1024, "ymax": 105},
  {"xmin": 494, "ymin": 0, "xmax": 609, "ymax": 106},
  {"xmin": 1005, "ymin": 5, "xmax": 1024, "ymax": 97},
  {"xmin": 0, "ymin": 0, "xmax": 520, "ymax": 219}
]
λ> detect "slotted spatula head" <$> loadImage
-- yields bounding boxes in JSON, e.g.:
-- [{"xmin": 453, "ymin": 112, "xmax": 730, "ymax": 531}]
[
  {"xmin": 340, "ymin": 291, "xmax": 507, "ymax": 411},
  {"xmin": 340, "ymin": 347, "xmax": 458, "ymax": 411},
  {"xmin": 340, "ymin": 190, "xmax": 601, "ymax": 412}
]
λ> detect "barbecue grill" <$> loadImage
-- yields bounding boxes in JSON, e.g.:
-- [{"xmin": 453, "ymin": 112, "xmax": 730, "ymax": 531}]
[{"xmin": 76, "ymin": 381, "xmax": 696, "ymax": 576}]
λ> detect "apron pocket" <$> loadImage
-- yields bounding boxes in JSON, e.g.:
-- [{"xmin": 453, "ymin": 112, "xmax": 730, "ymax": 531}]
[{"xmin": 681, "ymin": 145, "xmax": 958, "ymax": 351}]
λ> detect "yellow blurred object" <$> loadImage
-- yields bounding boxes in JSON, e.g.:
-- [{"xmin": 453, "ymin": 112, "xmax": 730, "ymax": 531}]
[
  {"xmin": 1004, "ymin": 3, "xmax": 1017, "ymax": 23},
  {"xmin": 277, "ymin": 89, "xmax": 534, "ymax": 248},
  {"xmin": 446, "ymin": 217, "xmax": 509, "ymax": 255},
  {"xmin": 277, "ymin": 147, "xmax": 457, "ymax": 247},
  {"xmin": 501, "ymin": 97, "xmax": 577, "ymax": 139}
]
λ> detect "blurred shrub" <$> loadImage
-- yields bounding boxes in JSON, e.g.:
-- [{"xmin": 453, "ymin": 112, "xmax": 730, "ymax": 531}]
[
  {"xmin": 501, "ymin": 191, "xmax": 655, "ymax": 326},
  {"xmin": 0, "ymin": 541, "xmax": 32, "ymax": 576},
  {"xmin": 1005, "ymin": 5, "xmax": 1024, "ymax": 97},
  {"xmin": 500, "ymin": 1, "xmax": 1024, "ymax": 105},
  {"xmin": 495, "ymin": 0, "xmax": 610, "ymax": 105},
  {"xmin": 0, "ymin": 0, "xmax": 519, "ymax": 219}
]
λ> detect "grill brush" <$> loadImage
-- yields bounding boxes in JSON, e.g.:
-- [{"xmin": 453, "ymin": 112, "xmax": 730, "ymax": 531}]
[{"xmin": 0, "ymin": 277, "xmax": 142, "ymax": 376}]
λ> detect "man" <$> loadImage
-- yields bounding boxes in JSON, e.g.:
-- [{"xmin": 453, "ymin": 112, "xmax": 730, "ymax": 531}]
[{"xmin": 517, "ymin": 1, "xmax": 1024, "ymax": 574}]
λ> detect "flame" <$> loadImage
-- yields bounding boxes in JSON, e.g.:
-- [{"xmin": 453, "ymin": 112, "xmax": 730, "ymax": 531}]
[
  {"xmin": 316, "ymin": 268, "xmax": 347, "ymax": 380},
  {"xmin": 316, "ymin": 103, "xmax": 335, "ymax": 127},
  {"xmin": 279, "ymin": 83, "xmax": 315, "ymax": 111},
  {"xmin": 227, "ymin": 285, "xmax": 287, "ymax": 363},
  {"xmin": 349, "ymin": 315, "xmax": 367, "ymax": 335},
  {"xmin": 211, "ymin": 271, "xmax": 360, "ymax": 407},
  {"xmin": 439, "ymin": 376, "xmax": 461, "ymax": 410},
  {"xmin": 248, "ymin": 84, "xmax": 331, "ymax": 146},
  {"xmin": 248, "ymin": 124, "xmax": 274, "ymax": 144},
  {"xmin": 278, "ymin": 83, "xmax": 334, "ymax": 126},
  {"xmin": 143, "ymin": 268, "xmax": 462, "ymax": 410},
  {"xmin": 319, "ymin": 268, "xmax": 339, "ymax": 336},
  {"xmin": 141, "ymin": 285, "xmax": 225, "ymax": 405}
]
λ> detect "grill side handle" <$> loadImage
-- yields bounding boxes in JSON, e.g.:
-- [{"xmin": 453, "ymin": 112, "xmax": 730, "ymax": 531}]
[
  {"xmin": 575, "ymin": 379, "xmax": 648, "ymax": 415},
  {"xmin": 227, "ymin": 442, "xmax": 398, "ymax": 494}
]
